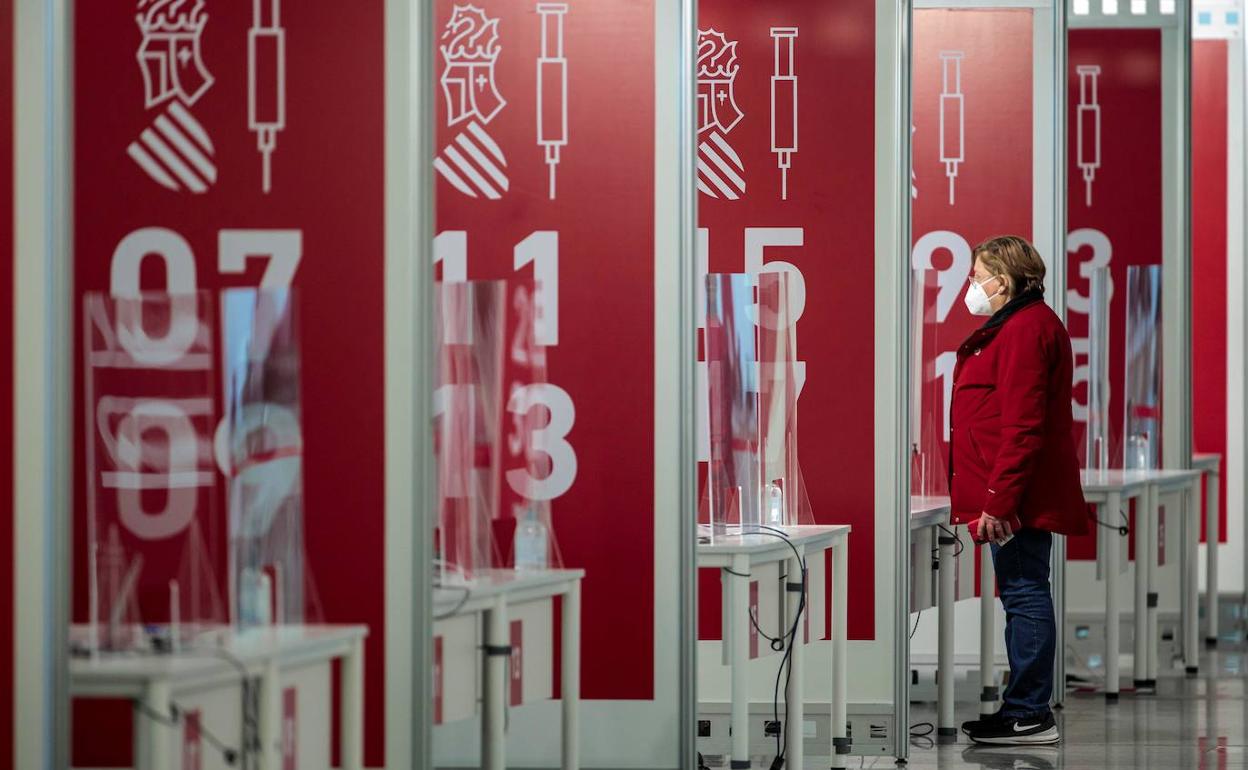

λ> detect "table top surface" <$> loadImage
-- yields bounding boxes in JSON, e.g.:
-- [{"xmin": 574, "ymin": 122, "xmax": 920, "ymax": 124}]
[
  {"xmin": 1081, "ymin": 467, "xmax": 1202, "ymax": 493},
  {"xmin": 696, "ymin": 524, "xmax": 851, "ymax": 556},
  {"xmin": 1192, "ymin": 453, "xmax": 1222, "ymax": 471},
  {"xmin": 911, "ymin": 496, "xmax": 951, "ymax": 530},
  {"xmin": 433, "ymin": 568, "xmax": 585, "ymax": 613},
  {"xmin": 70, "ymin": 624, "xmax": 367, "ymax": 683}
]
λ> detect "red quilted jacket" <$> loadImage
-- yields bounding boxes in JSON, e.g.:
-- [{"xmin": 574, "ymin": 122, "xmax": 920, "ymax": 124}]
[{"xmin": 948, "ymin": 291, "xmax": 1088, "ymax": 536}]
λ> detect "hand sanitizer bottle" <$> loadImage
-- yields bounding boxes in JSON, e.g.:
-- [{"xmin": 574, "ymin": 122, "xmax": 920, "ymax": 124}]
[
  {"xmin": 514, "ymin": 508, "xmax": 549, "ymax": 571},
  {"xmin": 767, "ymin": 482, "xmax": 784, "ymax": 526}
]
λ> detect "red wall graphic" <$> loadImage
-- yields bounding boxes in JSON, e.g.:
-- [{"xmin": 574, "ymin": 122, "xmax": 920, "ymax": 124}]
[
  {"xmin": 912, "ymin": 9, "xmax": 1033, "ymax": 598},
  {"xmin": 1066, "ymin": 29, "xmax": 1162, "ymax": 560},
  {"xmin": 72, "ymin": 0, "xmax": 386, "ymax": 763},
  {"xmin": 694, "ymin": 0, "xmax": 876, "ymax": 640},
  {"xmin": 1192, "ymin": 39, "xmax": 1228, "ymax": 543},
  {"xmin": 911, "ymin": 9, "xmax": 1034, "ymax": 499},
  {"xmin": 434, "ymin": 1, "xmax": 656, "ymax": 698}
]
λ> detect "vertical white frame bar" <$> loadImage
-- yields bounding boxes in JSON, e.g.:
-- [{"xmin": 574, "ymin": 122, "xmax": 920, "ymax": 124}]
[
  {"xmin": 662, "ymin": 0, "xmax": 700, "ymax": 766},
  {"xmin": 1048, "ymin": 0, "xmax": 1070, "ymax": 706},
  {"xmin": 14, "ymin": 0, "xmax": 71, "ymax": 767},
  {"xmin": 880, "ymin": 0, "xmax": 913, "ymax": 760},
  {"xmin": 1162, "ymin": 0, "xmax": 1193, "ymax": 472},
  {"xmin": 385, "ymin": 0, "xmax": 435, "ymax": 767},
  {"xmin": 1230, "ymin": 32, "xmax": 1248, "ymax": 603}
]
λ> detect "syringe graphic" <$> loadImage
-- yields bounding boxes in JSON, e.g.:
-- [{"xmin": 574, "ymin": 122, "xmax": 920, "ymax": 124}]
[
  {"xmin": 1076, "ymin": 65, "xmax": 1102, "ymax": 208},
  {"xmin": 536, "ymin": 3, "xmax": 569, "ymax": 200},
  {"xmin": 938, "ymin": 52, "xmax": 965, "ymax": 206},
  {"xmin": 249, "ymin": 0, "xmax": 286, "ymax": 194},
  {"xmin": 770, "ymin": 28, "xmax": 798, "ymax": 201}
]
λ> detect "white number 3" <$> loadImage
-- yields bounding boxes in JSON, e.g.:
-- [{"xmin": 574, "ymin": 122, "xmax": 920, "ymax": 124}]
[{"xmin": 505, "ymin": 383, "xmax": 577, "ymax": 501}]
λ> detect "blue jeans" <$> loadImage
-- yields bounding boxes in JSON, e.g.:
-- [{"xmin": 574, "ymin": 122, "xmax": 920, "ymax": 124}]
[{"xmin": 990, "ymin": 527, "xmax": 1055, "ymax": 719}]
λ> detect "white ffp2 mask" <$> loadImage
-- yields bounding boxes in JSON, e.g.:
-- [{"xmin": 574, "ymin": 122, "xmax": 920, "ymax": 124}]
[{"xmin": 963, "ymin": 276, "xmax": 1002, "ymax": 316}]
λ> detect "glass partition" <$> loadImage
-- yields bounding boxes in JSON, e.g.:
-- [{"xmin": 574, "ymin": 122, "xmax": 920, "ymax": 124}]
[
  {"xmin": 1123, "ymin": 264, "xmax": 1163, "ymax": 470},
  {"xmin": 220, "ymin": 287, "xmax": 320, "ymax": 630},
  {"xmin": 81, "ymin": 291, "xmax": 225, "ymax": 653},
  {"xmin": 433, "ymin": 280, "xmax": 506, "ymax": 583}
]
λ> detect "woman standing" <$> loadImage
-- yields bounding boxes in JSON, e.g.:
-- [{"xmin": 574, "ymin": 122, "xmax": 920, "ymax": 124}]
[{"xmin": 949, "ymin": 235, "xmax": 1087, "ymax": 745}]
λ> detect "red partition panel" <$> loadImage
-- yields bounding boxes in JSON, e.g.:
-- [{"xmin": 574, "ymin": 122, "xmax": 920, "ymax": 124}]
[
  {"xmin": 694, "ymin": 0, "xmax": 876, "ymax": 640},
  {"xmin": 912, "ymin": 8, "xmax": 1033, "ymax": 595},
  {"xmin": 433, "ymin": 1, "xmax": 656, "ymax": 698},
  {"xmin": 1066, "ymin": 29, "xmax": 1162, "ymax": 561},
  {"xmin": 1192, "ymin": 40, "xmax": 1228, "ymax": 543},
  {"xmin": 72, "ymin": 1, "xmax": 386, "ymax": 763}
]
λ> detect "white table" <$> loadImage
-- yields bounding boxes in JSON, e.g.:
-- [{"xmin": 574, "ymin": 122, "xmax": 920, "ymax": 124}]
[
  {"xmin": 1079, "ymin": 470, "xmax": 1150, "ymax": 699},
  {"xmin": 434, "ymin": 568, "xmax": 584, "ymax": 770},
  {"xmin": 697, "ymin": 525, "xmax": 851, "ymax": 770},
  {"xmin": 1144, "ymin": 469, "xmax": 1204, "ymax": 680},
  {"xmin": 1191, "ymin": 452, "xmax": 1222, "ymax": 646},
  {"xmin": 1067, "ymin": 468, "xmax": 1202, "ymax": 696},
  {"xmin": 910, "ymin": 496, "xmax": 977, "ymax": 740},
  {"xmin": 70, "ymin": 624, "xmax": 367, "ymax": 770}
]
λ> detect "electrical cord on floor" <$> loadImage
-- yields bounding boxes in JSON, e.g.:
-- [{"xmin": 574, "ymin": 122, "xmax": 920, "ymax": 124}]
[
  {"xmin": 910, "ymin": 610, "xmax": 923, "ymax": 640},
  {"xmin": 909, "ymin": 721, "xmax": 936, "ymax": 750}
]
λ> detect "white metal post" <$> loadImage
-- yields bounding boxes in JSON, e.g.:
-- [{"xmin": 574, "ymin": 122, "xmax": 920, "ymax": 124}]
[
  {"xmin": 383, "ymin": 0, "xmax": 435, "ymax": 767},
  {"xmin": 1206, "ymin": 466, "xmax": 1220, "ymax": 645},
  {"xmin": 784, "ymin": 546, "xmax": 806, "ymax": 769},
  {"xmin": 483, "ymin": 597, "xmax": 508, "ymax": 770},
  {"xmin": 937, "ymin": 534, "xmax": 956, "ymax": 738},
  {"xmin": 342, "ymin": 637, "xmax": 365, "ymax": 770},
  {"xmin": 979, "ymin": 544, "xmax": 996, "ymax": 716},
  {"xmin": 1185, "ymin": 482, "xmax": 1200, "ymax": 673},
  {"xmin": 260, "ymin": 658, "xmax": 282, "ymax": 770},
  {"xmin": 1147, "ymin": 486, "xmax": 1160, "ymax": 683},
  {"xmin": 832, "ymin": 539, "xmax": 850, "ymax": 769},
  {"xmin": 729, "ymin": 554, "xmax": 750, "ymax": 769},
  {"xmin": 137, "ymin": 680, "xmax": 172, "ymax": 770},
  {"xmin": 1134, "ymin": 485, "xmax": 1150, "ymax": 687},
  {"xmin": 562, "ymin": 582, "xmax": 581, "ymax": 770},
  {"xmin": 1105, "ymin": 492, "xmax": 1122, "ymax": 699}
]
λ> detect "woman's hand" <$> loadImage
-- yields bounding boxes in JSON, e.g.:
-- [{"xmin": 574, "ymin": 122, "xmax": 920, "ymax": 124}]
[{"xmin": 977, "ymin": 513, "xmax": 1014, "ymax": 545}]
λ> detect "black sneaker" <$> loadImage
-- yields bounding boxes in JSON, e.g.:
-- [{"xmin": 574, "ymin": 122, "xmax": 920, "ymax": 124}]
[
  {"xmin": 964, "ymin": 712, "xmax": 1059, "ymax": 745},
  {"xmin": 960, "ymin": 709, "xmax": 1007, "ymax": 736}
]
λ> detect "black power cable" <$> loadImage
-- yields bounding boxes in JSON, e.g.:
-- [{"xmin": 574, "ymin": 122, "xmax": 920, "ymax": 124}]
[
  {"xmin": 734, "ymin": 525, "xmax": 808, "ymax": 770},
  {"xmin": 133, "ymin": 700, "xmax": 241, "ymax": 766}
]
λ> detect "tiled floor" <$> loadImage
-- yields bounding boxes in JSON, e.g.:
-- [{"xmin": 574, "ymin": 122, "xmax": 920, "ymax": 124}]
[{"xmin": 899, "ymin": 644, "xmax": 1248, "ymax": 769}]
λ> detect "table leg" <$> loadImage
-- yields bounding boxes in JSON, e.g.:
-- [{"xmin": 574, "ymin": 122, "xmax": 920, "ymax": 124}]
[
  {"xmin": 831, "ymin": 538, "xmax": 849, "ymax": 769},
  {"xmin": 1207, "ymin": 469, "xmax": 1221, "ymax": 646},
  {"xmin": 137, "ymin": 679, "xmax": 172, "ymax": 770},
  {"xmin": 1185, "ymin": 481, "xmax": 1200, "ymax": 674},
  {"xmin": 980, "ymin": 543, "xmax": 996, "ymax": 715},
  {"xmin": 260, "ymin": 657, "xmax": 282, "ymax": 770},
  {"xmin": 1134, "ymin": 488, "xmax": 1150, "ymax": 688},
  {"xmin": 342, "ymin": 635, "xmax": 365, "ymax": 770},
  {"xmin": 785, "ymin": 545, "xmax": 806, "ymax": 769},
  {"xmin": 729, "ymin": 553, "xmax": 750, "ymax": 770},
  {"xmin": 483, "ymin": 596, "xmax": 508, "ymax": 770},
  {"xmin": 562, "ymin": 581, "xmax": 581, "ymax": 770},
  {"xmin": 1052, "ymin": 533, "xmax": 1067, "ymax": 709},
  {"xmin": 1147, "ymin": 485, "xmax": 1159, "ymax": 684},
  {"xmin": 937, "ymin": 532, "xmax": 956, "ymax": 740},
  {"xmin": 1105, "ymin": 493, "xmax": 1122, "ymax": 699}
]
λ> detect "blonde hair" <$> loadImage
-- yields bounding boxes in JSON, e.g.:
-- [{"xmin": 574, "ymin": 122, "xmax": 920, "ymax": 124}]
[{"xmin": 973, "ymin": 235, "xmax": 1046, "ymax": 296}]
